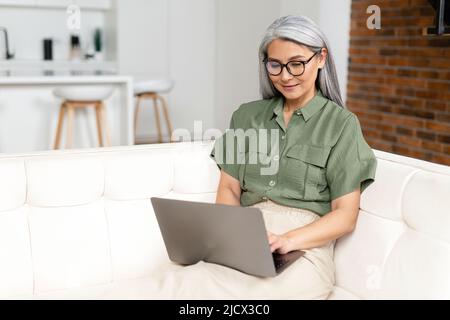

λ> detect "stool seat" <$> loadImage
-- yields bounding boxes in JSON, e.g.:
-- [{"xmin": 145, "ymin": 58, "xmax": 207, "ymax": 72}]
[
  {"xmin": 54, "ymin": 85, "xmax": 114, "ymax": 101},
  {"xmin": 133, "ymin": 79, "xmax": 174, "ymax": 95}
]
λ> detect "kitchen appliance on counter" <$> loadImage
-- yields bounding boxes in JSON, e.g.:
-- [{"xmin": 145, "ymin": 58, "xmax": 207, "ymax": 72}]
[
  {"xmin": 69, "ymin": 34, "xmax": 81, "ymax": 61},
  {"xmin": 43, "ymin": 38, "xmax": 53, "ymax": 61},
  {"xmin": 0, "ymin": 69, "xmax": 118, "ymax": 78},
  {"xmin": 0, "ymin": 27, "xmax": 14, "ymax": 60}
]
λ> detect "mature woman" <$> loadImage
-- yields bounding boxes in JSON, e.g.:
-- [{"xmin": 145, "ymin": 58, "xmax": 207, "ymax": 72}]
[{"xmin": 151, "ymin": 15, "xmax": 377, "ymax": 300}]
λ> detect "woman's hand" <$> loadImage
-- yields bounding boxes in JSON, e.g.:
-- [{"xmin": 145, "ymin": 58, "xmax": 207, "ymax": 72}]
[{"xmin": 267, "ymin": 231, "xmax": 293, "ymax": 254}]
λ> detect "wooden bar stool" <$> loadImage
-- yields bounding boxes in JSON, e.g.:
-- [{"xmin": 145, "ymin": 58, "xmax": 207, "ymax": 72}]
[
  {"xmin": 133, "ymin": 79, "xmax": 174, "ymax": 143},
  {"xmin": 53, "ymin": 85, "xmax": 114, "ymax": 149}
]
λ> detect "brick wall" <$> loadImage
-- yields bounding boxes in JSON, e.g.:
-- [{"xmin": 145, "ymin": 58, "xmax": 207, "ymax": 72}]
[{"xmin": 347, "ymin": 0, "xmax": 450, "ymax": 166}]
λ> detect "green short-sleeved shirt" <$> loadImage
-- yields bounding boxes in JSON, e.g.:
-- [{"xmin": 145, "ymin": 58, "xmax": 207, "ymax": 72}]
[{"xmin": 210, "ymin": 90, "xmax": 377, "ymax": 216}]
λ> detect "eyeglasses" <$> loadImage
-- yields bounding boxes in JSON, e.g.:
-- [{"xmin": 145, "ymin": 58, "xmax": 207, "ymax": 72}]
[{"xmin": 264, "ymin": 50, "xmax": 321, "ymax": 77}]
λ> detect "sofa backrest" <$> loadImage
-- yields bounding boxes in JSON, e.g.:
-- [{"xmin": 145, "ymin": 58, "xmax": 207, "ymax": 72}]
[
  {"xmin": 0, "ymin": 142, "xmax": 220, "ymax": 298},
  {"xmin": 334, "ymin": 149, "xmax": 450, "ymax": 299}
]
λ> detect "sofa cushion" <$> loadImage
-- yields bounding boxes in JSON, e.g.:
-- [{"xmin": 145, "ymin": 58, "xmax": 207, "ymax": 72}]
[
  {"xmin": 327, "ymin": 286, "xmax": 360, "ymax": 300},
  {"xmin": 359, "ymin": 159, "xmax": 417, "ymax": 221},
  {"xmin": 28, "ymin": 199, "xmax": 112, "ymax": 294},
  {"xmin": 160, "ymin": 191, "xmax": 217, "ymax": 203},
  {"xmin": 0, "ymin": 159, "xmax": 26, "ymax": 212},
  {"xmin": 105, "ymin": 198, "xmax": 168, "ymax": 281},
  {"xmin": 402, "ymin": 171, "xmax": 450, "ymax": 243},
  {"xmin": 15, "ymin": 274, "xmax": 170, "ymax": 300},
  {"xmin": 379, "ymin": 230, "xmax": 450, "ymax": 299},
  {"xmin": 26, "ymin": 157, "xmax": 104, "ymax": 207},
  {"xmin": 104, "ymin": 152, "xmax": 173, "ymax": 200},
  {"xmin": 0, "ymin": 206, "xmax": 34, "ymax": 298},
  {"xmin": 173, "ymin": 146, "xmax": 220, "ymax": 194},
  {"xmin": 334, "ymin": 210, "xmax": 406, "ymax": 299}
]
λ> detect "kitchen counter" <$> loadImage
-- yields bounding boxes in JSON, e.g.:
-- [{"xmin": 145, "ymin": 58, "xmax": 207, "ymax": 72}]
[
  {"xmin": 0, "ymin": 72, "xmax": 132, "ymax": 85},
  {"xmin": 0, "ymin": 73, "xmax": 135, "ymax": 153}
]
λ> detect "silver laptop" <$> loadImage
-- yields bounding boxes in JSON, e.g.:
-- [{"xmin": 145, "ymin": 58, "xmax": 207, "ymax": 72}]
[{"xmin": 151, "ymin": 197, "xmax": 305, "ymax": 277}]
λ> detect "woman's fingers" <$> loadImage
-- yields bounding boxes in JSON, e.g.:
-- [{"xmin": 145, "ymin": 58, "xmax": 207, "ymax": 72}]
[
  {"xmin": 268, "ymin": 231, "xmax": 290, "ymax": 253},
  {"xmin": 268, "ymin": 233, "xmax": 292, "ymax": 253},
  {"xmin": 269, "ymin": 235, "xmax": 282, "ymax": 252},
  {"xmin": 267, "ymin": 231, "xmax": 279, "ymax": 252},
  {"xmin": 277, "ymin": 246, "xmax": 290, "ymax": 254},
  {"xmin": 270, "ymin": 240, "xmax": 282, "ymax": 253}
]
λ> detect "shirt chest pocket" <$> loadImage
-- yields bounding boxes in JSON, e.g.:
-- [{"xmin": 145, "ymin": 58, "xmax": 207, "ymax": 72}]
[{"xmin": 284, "ymin": 144, "xmax": 331, "ymax": 200}]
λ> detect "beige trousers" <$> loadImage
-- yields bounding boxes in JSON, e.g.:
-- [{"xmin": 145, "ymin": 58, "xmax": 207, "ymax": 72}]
[{"xmin": 145, "ymin": 200, "xmax": 336, "ymax": 300}]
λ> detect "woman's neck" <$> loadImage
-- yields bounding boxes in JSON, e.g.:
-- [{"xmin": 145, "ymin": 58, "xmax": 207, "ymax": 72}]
[{"xmin": 284, "ymin": 87, "xmax": 317, "ymax": 113}]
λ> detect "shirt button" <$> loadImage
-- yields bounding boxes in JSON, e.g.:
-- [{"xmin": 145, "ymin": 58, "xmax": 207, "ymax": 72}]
[
  {"xmin": 262, "ymin": 196, "xmax": 267, "ymax": 200},
  {"xmin": 281, "ymin": 135, "xmax": 286, "ymax": 140},
  {"xmin": 296, "ymin": 111, "xmax": 301, "ymax": 116},
  {"xmin": 269, "ymin": 180, "xmax": 276, "ymax": 187},
  {"xmin": 273, "ymin": 155, "xmax": 279, "ymax": 161}
]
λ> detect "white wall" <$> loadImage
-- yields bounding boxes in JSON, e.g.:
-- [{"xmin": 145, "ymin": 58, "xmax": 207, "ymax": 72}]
[
  {"xmin": 214, "ymin": 0, "xmax": 281, "ymax": 131},
  {"xmin": 114, "ymin": 0, "xmax": 168, "ymax": 77},
  {"xmin": 319, "ymin": 0, "xmax": 351, "ymax": 105},
  {"xmin": 115, "ymin": 0, "xmax": 215, "ymax": 142},
  {"xmin": 168, "ymin": 0, "xmax": 216, "ymax": 138},
  {"xmin": 280, "ymin": 0, "xmax": 319, "ymax": 23}
]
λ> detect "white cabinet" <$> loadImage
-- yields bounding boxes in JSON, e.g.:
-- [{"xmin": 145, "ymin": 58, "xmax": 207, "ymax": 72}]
[
  {"xmin": 0, "ymin": 0, "xmax": 35, "ymax": 6},
  {"xmin": 35, "ymin": 0, "xmax": 74, "ymax": 8},
  {"xmin": 75, "ymin": 0, "xmax": 110, "ymax": 10},
  {"xmin": 0, "ymin": 0, "xmax": 111, "ymax": 10}
]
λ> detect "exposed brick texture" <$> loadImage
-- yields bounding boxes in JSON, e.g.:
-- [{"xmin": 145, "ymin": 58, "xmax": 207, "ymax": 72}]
[{"xmin": 347, "ymin": 0, "xmax": 450, "ymax": 166}]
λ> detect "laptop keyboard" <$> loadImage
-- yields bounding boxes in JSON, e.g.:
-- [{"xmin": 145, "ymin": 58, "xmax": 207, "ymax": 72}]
[{"xmin": 273, "ymin": 254, "xmax": 288, "ymax": 270}]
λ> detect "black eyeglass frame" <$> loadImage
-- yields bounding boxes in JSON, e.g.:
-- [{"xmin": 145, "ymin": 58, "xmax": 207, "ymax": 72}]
[{"xmin": 263, "ymin": 49, "xmax": 323, "ymax": 77}]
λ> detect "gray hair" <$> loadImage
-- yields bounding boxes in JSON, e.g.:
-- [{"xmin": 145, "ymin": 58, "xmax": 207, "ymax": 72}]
[{"xmin": 259, "ymin": 15, "xmax": 344, "ymax": 108}]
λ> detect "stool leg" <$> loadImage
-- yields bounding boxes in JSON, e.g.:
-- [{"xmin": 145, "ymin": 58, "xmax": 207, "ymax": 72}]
[
  {"xmin": 66, "ymin": 104, "xmax": 75, "ymax": 149},
  {"xmin": 100, "ymin": 102, "xmax": 111, "ymax": 147},
  {"xmin": 95, "ymin": 102, "xmax": 104, "ymax": 147},
  {"xmin": 134, "ymin": 95, "xmax": 141, "ymax": 139},
  {"xmin": 157, "ymin": 94, "xmax": 173, "ymax": 142},
  {"xmin": 152, "ymin": 96, "xmax": 163, "ymax": 143},
  {"xmin": 54, "ymin": 102, "xmax": 66, "ymax": 149}
]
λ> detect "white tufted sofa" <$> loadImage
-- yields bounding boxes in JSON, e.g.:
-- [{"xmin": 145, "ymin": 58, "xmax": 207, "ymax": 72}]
[{"xmin": 0, "ymin": 141, "xmax": 449, "ymax": 299}]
